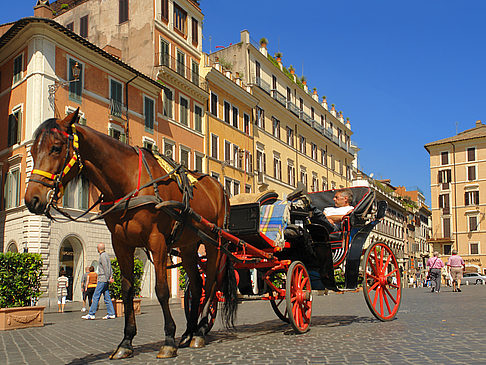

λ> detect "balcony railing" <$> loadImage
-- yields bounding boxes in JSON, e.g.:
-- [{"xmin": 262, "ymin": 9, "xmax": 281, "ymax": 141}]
[
  {"xmin": 155, "ymin": 52, "xmax": 207, "ymax": 91},
  {"xmin": 253, "ymin": 76, "xmax": 271, "ymax": 94},
  {"xmin": 110, "ymin": 99, "xmax": 124, "ymax": 118},
  {"xmin": 299, "ymin": 110, "xmax": 314, "ymax": 126},
  {"xmin": 312, "ymin": 121, "xmax": 324, "ymax": 134},
  {"xmin": 287, "ymin": 101, "xmax": 300, "ymax": 117},
  {"xmin": 271, "ymin": 89, "xmax": 286, "ymax": 106}
]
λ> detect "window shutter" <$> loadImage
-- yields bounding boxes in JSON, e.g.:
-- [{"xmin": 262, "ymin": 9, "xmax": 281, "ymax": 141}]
[
  {"xmin": 465, "ymin": 192, "xmax": 469, "ymax": 206},
  {"xmin": 438, "ymin": 171, "xmax": 443, "ymax": 184}
]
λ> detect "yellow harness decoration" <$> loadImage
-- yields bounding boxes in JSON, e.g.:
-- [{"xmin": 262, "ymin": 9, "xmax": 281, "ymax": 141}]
[{"xmin": 154, "ymin": 154, "xmax": 198, "ymax": 185}]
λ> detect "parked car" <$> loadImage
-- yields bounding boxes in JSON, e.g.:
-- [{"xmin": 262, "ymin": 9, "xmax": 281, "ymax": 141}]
[{"xmin": 461, "ymin": 272, "xmax": 486, "ymax": 285}]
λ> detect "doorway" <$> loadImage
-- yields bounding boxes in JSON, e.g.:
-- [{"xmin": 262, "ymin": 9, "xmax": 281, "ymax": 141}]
[{"xmin": 59, "ymin": 236, "xmax": 84, "ymax": 301}]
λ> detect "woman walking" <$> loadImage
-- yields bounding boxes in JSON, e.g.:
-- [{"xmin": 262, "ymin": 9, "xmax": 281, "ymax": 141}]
[{"xmin": 427, "ymin": 252, "xmax": 444, "ymax": 293}]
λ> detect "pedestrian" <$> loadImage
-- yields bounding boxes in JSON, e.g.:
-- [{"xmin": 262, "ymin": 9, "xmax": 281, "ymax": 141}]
[
  {"xmin": 82, "ymin": 243, "xmax": 116, "ymax": 320},
  {"xmin": 85, "ymin": 266, "xmax": 98, "ymax": 307},
  {"xmin": 81, "ymin": 266, "xmax": 89, "ymax": 312},
  {"xmin": 57, "ymin": 269, "xmax": 69, "ymax": 312},
  {"xmin": 447, "ymin": 249, "xmax": 465, "ymax": 292},
  {"xmin": 426, "ymin": 252, "xmax": 444, "ymax": 293}
]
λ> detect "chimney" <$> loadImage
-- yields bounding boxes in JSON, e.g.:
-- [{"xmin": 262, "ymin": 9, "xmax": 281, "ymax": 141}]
[
  {"xmin": 240, "ymin": 30, "xmax": 250, "ymax": 44},
  {"xmin": 476, "ymin": 120, "xmax": 482, "ymax": 127},
  {"xmin": 34, "ymin": 0, "xmax": 53, "ymax": 19}
]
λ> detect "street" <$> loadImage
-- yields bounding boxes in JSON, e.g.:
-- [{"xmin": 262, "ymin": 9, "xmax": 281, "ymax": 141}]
[{"xmin": 1, "ymin": 286, "xmax": 485, "ymax": 364}]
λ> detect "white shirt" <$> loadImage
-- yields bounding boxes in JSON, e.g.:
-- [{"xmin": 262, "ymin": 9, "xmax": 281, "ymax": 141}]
[{"xmin": 323, "ymin": 205, "xmax": 354, "ymax": 216}]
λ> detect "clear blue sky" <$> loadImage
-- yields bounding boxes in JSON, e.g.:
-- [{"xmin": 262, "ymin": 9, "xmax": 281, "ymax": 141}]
[{"xmin": 4, "ymin": 1, "xmax": 486, "ymax": 204}]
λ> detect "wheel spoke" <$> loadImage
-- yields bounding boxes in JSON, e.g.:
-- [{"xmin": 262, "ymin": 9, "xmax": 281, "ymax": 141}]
[
  {"xmin": 383, "ymin": 254, "xmax": 392, "ymax": 274},
  {"xmin": 372, "ymin": 286, "xmax": 379, "ymax": 307},
  {"xmin": 379, "ymin": 286, "xmax": 384, "ymax": 317},
  {"xmin": 383, "ymin": 288, "xmax": 392, "ymax": 314},
  {"xmin": 384, "ymin": 286, "xmax": 398, "ymax": 305}
]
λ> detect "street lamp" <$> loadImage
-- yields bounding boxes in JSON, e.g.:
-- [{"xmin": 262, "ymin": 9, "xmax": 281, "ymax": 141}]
[{"xmin": 48, "ymin": 62, "xmax": 81, "ymax": 112}]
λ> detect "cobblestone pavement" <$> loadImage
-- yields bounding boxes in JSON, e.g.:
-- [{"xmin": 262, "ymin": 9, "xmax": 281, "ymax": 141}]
[{"xmin": 1, "ymin": 285, "xmax": 486, "ymax": 364}]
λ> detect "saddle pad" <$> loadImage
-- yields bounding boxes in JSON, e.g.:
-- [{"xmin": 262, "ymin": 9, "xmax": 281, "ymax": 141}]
[{"xmin": 259, "ymin": 200, "xmax": 290, "ymax": 248}]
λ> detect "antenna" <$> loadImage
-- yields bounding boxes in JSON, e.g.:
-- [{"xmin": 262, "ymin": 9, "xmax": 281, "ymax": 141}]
[
  {"xmin": 455, "ymin": 121, "xmax": 458, "ymax": 135},
  {"xmin": 209, "ymin": 36, "xmax": 212, "ymax": 54}
]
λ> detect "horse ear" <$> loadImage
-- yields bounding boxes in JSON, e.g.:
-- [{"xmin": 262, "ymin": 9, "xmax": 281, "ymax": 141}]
[{"xmin": 60, "ymin": 107, "xmax": 80, "ymax": 130}]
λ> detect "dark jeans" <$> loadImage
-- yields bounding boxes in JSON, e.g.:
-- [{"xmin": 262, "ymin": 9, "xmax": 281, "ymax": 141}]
[
  {"xmin": 429, "ymin": 268, "xmax": 442, "ymax": 292},
  {"xmin": 86, "ymin": 287, "xmax": 96, "ymax": 307}
]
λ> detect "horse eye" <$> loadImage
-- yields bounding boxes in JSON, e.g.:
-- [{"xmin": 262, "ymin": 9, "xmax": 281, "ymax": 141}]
[{"xmin": 50, "ymin": 145, "xmax": 62, "ymax": 154}]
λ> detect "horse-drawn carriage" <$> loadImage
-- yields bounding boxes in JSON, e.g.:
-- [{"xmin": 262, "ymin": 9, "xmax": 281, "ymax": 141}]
[
  {"xmin": 25, "ymin": 109, "xmax": 401, "ymax": 359},
  {"xmin": 183, "ymin": 185, "xmax": 402, "ymax": 334}
]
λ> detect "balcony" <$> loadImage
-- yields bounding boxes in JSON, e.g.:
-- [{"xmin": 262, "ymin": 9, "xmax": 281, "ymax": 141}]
[
  {"xmin": 312, "ymin": 121, "xmax": 324, "ymax": 134},
  {"xmin": 323, "ymin": 128, "xmax": 333, "ymax": 140},
  {"xmin": 287, "ymin": 101, "xmax": 300, "ymax": 117},
  {"xmin": 110, "ymin": 99, "xmax": 124, "ymax": 119},
  {"xmin": 155, "ymin": 53, "xmax": 207, "ymax": 91},
  {"xmin": 299, "ymin": 110, "xmax": 314, "ymax": 126},
  {"xmin": 271, "ymin": 89, "xmax": 286, "ymax": 106},
  {"xmin": 253, "ymin": 76, "xmax": 271, "ymax": 94}
]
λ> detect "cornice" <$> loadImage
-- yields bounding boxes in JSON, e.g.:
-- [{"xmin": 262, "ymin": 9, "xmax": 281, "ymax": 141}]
[
  {"xmin": 157, "ymin": 66, "xmax": 208, "ymax": 102},
  {"xmin": 205, "ymin": 68, "xmax": 258, "ymax": 108}
]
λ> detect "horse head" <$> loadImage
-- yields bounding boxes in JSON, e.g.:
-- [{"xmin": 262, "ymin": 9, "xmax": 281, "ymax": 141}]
[{"xmin": 25, "ymin": 108, "xmax": 82, "ymax": 215}]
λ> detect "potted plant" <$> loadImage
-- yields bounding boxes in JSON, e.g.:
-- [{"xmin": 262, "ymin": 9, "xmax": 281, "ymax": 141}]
[
  {"xmin": 0, "ymin": 252, "xmax": 45, "ymax": 330},
  {"xmin": 274, "ymin": 52, "xmax": 282, "ymax": 62},
  {"xmin": 109, "ymin": 258, "xmax": 144, "ymax": 317},
  {"xmin": 300, "ymin": 75, "xmax": 307, "ymax": 85},
  {"xmin": 288, "ymin": 65, "xmax": 295, "ymax": 75},
  {"xmin": 259, "ymin": 37, "xmax": 268, "ymax": 48}
]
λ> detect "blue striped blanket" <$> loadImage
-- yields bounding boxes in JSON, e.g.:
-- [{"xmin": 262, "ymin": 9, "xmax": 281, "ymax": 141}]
[{"xmin": 259, "ymin": 200, "xmax": 290, "ymax": 248}]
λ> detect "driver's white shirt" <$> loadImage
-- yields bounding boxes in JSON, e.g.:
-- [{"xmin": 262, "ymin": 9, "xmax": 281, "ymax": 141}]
[{"xmin": 323, "ymin": 205, "xmax": 353, "ymax": 216}]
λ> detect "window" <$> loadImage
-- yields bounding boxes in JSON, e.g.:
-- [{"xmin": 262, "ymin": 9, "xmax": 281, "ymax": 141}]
[
  {"xmin": 4, "ymin": 168, "xmax": 20, "ymax": 209},
  {"xmin": 223, "ymin": 101, "xmax": 231, "ymax": 123},
  {"xmin": 195, "ymin": 153, "xmax": 203, "ymax": 172},
  {"xmin": 438, "ymin": 169, "xmax": 451, "ymax": 189},
  {"xmin": 233, "ymin": 181, "xmax": 240, "ymax": 196},
  {"xmin": 244, "ymin": 113, "xmax": 250, "ymax": 134},
  {"xmin": 63, "ymin": 175, "xmax": 89, "ymax": 210},
  {"xmin": 191, "ymin": 17, "xmax": 198, "ymax": 45},
  {"xmin": 173, "ymin": 4, "xmax": 187, "ymax": 35},
  {"xmin": 256, "ymin": 107, "xmax": 265, "ymax": 128},
  {"xmin": 442, "ymin": 217, "xmax": 451, "ymax": 238},
  {"xmin": 287, "ymin": 162, "xmax": 295, "ymax": 187},
  {"xmin": 164, "ymin": 140, "xmax": 175, "ymax": 159},
  {"xmin": 194, "ymin": 105, "xmax": 202, "ymax": 132},
  {"xmin": 210, "ymin": 92, "xmax": 218, "ymax": 117},
  {"xmin": 109, "ymin": 124, "xmax": 126, "ymax": 143},
  {"xmin": 224, "ymin": 177, "xmax": 232, "ymax": 196},
  {"xmin": 144, "ymin": 96, "xmax": 155, "ymax": 131},
  {"xmin": 180, "ymin": 148, "xmax": 190, "ymax": 168},
  {"xmin": 441, "ymin": 151, "xmax": 449, "ymax": 165},
  {"xmin": 300, "ymin": 169, "xmax": 308, "ymax": 189},
  {"xmin": 211, "ymin": 134, "xmax": 218, "ymax": 159},
  {"xmin": 467, "ymin": 166, "xmax": 476, "ymax": 181},
  {"xmin": 176, "ymin": 50, "xmax": 185, "ymax": 77},
  {"xmin": 224, "ymin": 140, "xmax": 231, "ymax": 163},
  {"xmin": 467, "ymin": 147, "xmax": 476, "ymax": 162},
  {"xmin": 322, "ymin": 177, "xmax": 328, "ymax": 191},
  {"xmin": 312, "ymin": 174, "xmax": 318, "ymax": 192},
  {"xmin": 470, "ymin": 243, "xmax": 479, "ymax": 255},
  {"xmin": 330, "ymin": 154, "xmax": 335, "ymax": 171},
  {"xmin": 272, "ymin": 117, "xmax": 280, "ymax": 139},
  {"xmin": 245, "ymin": 151, "xmax": 253, "ymax": 173},
  {"xmin": 299, "ymin": 135, "xmax": 306, "ymax": 154},
  {"xmin": 256, "ymin": 149, "xmax": 266, "ymax": 174},
  {"xmin": 245, "ymin": 185, "xmax": 251, "ymax": 194},
  {"xmin": 439, "ymin": 193, "xmax": 450, "ymax": 211},
  {"xmin": 469, "ymin": 216, "xmax": 478, "ymax": 232},
  {"xmin": 234, "ymin": 145, "xmax": 243, "ymax": 169},
  {"xmin": 321, "ymin": 149, "xmax": 327, "ymax": 166},
  {"xmin": 273, "ymin": 155, "xmax": 282, "ymax": 180},
  {"xmin": 163, "ymin": 87, "xmax": 173, "ymax": 118},
  {"xmin": 465, "ymin": 191, "xmax": 479, "ymax": 206},
  {"xmin": 191, "ymin": 60, "xmax": 199, "ymax": 86},
  {"xmin": 7, "ymin": 108, "xmax": 21, "ymax": 147},
  {"xmin": 68, "ymin": 58, "xmax": 83, "ymax": 101},
  {"xmin": 66, "ymin": 22, "xmax": 74, "ymax": 31},
  {"xmin": 311, "ymin": 143, "xmax": 317, "ymax": 160},
  {"xmin": 143, "ymin": 138, "xmax": 155, "ymax": 151},
  {"xmin": 160, "ymin": 38, "xmax": 170, "ymax": 66},
  {"xmin": 232, "ymin": 106, "xmax": 239, "ymax": 128},
  {"xmin": 443, "ymin": 244, "xmax": 452, "ymax": 255},
  {"xmin": 179, "ymin": 96, "xmax": 188, "ymax": 126},
  {"xmin": 13, "ymin": 54, "xmax": 22, "ymax": 84},
  {"xmin": 119, "ymin": 0, "xmax": 128, "ymax": 23},
  {"xmin": 80, "ymin": 15, "xmax": 88, "ymax": 38},
  {"xmin": 286, "ymin": 127, "xmax": 294, "ymax": 147},
  {"xmin": 110, "ymin": 79, "xmax": 123, "ymax": 117},
  {"xmin": 161, "ymin": 0, "xmax": 168, "ymax": 20}
]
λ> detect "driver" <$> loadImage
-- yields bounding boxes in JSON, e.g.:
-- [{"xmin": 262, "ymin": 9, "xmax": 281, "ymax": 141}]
[{"xmin": 309, "ymin": 189, "xmax": 354, "ymax": 233}]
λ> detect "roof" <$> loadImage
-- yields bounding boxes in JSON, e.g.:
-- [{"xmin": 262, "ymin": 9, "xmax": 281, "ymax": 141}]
[
  {"xmin": 0, "ymin": 17, "xmax": 162, "ymax": 90},
  {"xmin": 424, "ymin": 121, "xmax": 486, "ymax": 150}
]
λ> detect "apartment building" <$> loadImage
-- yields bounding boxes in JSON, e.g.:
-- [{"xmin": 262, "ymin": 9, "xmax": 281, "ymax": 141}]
[
  {"xmin": 0, "ymin": 14, "xmax": 172, "ymax": 305},
  {"xmin": 210, "ymin": 31, "xmax": 354, "ymax": 196},
  {"xmin": 202, "ymin": 61, "xmax": 258, "ymax": 195},
  {"xmin": 425, "ymin": 120, "xmax": 486, "ymax": 274},
  {"xmin": 51, "ymin": 0, "xmax": 207, "ymax": 168}
]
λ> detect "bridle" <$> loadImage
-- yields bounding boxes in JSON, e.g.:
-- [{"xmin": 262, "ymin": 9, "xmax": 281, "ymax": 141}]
[{"xmin": 28, "ymin": 124, "xmax": 84, "ymax": 217}]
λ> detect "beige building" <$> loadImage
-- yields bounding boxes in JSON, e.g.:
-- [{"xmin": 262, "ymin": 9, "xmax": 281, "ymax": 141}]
[
  {"xmin": 425, "ymin": 120, "xmax": 486, "ymax": 275},
  {"xmin": 209, "ymin": 31, "xmax": 354, "ymax": 196}
]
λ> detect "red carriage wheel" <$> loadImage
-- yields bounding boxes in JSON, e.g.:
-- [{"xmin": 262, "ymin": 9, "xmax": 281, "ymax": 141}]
[
  {"xmin": 184, "ymin": 277, "xmax": 218, "ymax": 332},
  {"xmin": 286, "ymin": 261, "xmax": 312, "ymax": 333},
  {"xmin": 362, "ymin": 242, "xmax": 402, "ymax": 321}
]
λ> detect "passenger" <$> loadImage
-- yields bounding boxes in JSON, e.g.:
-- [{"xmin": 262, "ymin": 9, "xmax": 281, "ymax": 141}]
[{"xmin": 310, "ymin": 189, "xmax": 354, "ymax": 233}]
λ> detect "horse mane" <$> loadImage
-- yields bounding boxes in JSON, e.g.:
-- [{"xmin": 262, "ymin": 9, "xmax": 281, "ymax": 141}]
[{"xmin": 33, "ymin": 118, "xmax": 60, "ymax": 140}]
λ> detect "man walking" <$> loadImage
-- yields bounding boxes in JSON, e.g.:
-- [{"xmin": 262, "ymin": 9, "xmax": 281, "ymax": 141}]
[
  {"xmin": 447, "ymin": 249, "xmax": 465, "ymax": 292},
  {"xmin": 426, "ymin": 252, "xmax": 444, "ymax": 293},
  {"xmin": 82, "ymin": 243, "xmax": 116, "ymax": 319}
]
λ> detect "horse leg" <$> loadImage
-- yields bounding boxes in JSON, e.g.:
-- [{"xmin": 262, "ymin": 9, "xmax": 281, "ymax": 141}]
[
  {"xmin": 191, "ymin": 244, "xmax": 221, "ymax": 348},
  {"xmin": 153, "ymin": 243, "xmax": 178, "ymax": 359},
  {"xmin": 110, "ymin": 243, "xmax": 136, "ymax": 360},
  {"xmin": 178, "ymin": 251, "xmax": 203, "ymax": 348}
]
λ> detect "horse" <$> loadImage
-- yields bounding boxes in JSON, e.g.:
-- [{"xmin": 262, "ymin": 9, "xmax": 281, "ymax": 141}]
[{"xmin": 24, "ymin": 108, "xmax": 238, "ymax": 359}]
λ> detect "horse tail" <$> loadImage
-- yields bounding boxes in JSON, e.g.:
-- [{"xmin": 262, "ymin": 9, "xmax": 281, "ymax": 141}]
[{"xmin": 220, "ymin": 256, "xmax": 238, "ymax": 328}]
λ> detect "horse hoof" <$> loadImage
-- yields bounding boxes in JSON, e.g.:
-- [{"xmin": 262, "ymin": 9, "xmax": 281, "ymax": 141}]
[
  {"xmin": 179, "ymin": 334, "xmax": 193, "ymax": 348},
  {"xmin": 156, "ymin": 346, "xmax": 178, "ymax": 358},
  {"xmin": 109, "ymin": 347, "xmax": 133, "ymax": 360},
  {"xmin": 190, "ymin": 336, "xmax": 205, "ymax": 348}
]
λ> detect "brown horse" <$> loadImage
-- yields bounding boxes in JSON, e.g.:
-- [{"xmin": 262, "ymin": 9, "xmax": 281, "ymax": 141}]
[{"xmin": 24, "ymin": 109, "xmax": 238, "ymax": 359}]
